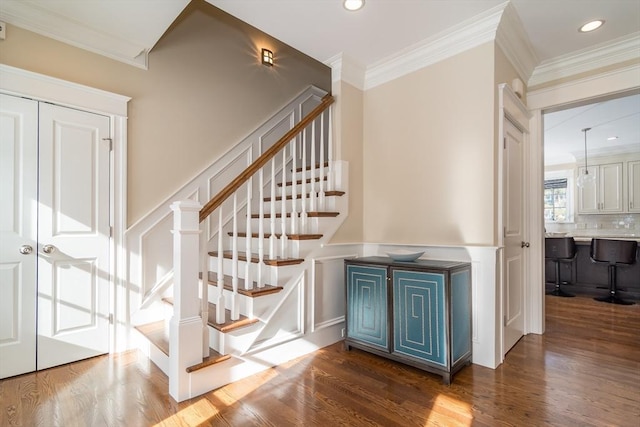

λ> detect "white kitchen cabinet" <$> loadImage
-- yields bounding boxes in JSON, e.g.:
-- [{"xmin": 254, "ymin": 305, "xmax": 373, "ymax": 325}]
[
  {"xmin": 629, "ymin": 160, "xmax": 640, "ymax": 213},
  {"xmin": 577, "ymin": 162, "xmax": 623, "ymax": 214}
]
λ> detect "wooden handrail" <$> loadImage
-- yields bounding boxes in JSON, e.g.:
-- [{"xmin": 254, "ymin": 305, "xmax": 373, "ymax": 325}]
[{"xmin": 199, "ymin": 94, "xmax": 335, "ymax": 222}]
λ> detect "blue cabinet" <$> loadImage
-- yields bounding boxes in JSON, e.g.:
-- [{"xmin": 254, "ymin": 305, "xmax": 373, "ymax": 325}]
[{"xmin": 345, "ymin": 257, "xmax": 472, "ymax": 384}]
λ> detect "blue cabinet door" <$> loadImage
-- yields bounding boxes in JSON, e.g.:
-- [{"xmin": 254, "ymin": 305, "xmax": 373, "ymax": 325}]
[
  {"xmin": 346, "ymin": 265, "xmax": 388, "ymax": 350},
  {"xmin": 393, "ymin": 270, "xmax": 446, "ymax": 366}
]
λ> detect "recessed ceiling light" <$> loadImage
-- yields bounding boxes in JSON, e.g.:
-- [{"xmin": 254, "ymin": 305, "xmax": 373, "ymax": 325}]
[
  {"xmin": 344, "ymin": 0, "xmax": 365, "ymax": 11},
  {"xmin": 579, "ymin": 20, "xmax": 604, "ymax": 32}
]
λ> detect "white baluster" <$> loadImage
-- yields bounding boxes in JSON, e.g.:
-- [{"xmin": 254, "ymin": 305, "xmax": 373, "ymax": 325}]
[
  {"xmin": 257, "ymin": 168, "xmax": 265, "ymax": 288},
  {"xmin": 231, "ymin": 194, "xmax": 239, "ymax": 320},
  {"xmin": 245, "ymin": 176, "xmax": 253, "ymax": 291},
  {"xmin": 280, "ymin": 147, "xmax": 289, "ymax": 258},
  {"xmin": 216, "ymin": 209, "xmax": 225, "ymax": 324},
  {"xmin": 327, "ymin": 107, "xmax": 334, "ymax": 192},
  {"xmin": 269, "ymin": 158, "xmax": 277, "ymax": 260},
  {"xmin": 310, "ymin": 119, "xmax": 317, "ymax": 212},
  {"xmin": 300, "ymin": 127, "xmax": 308, "ymax": 234},
  {"xmin": 290, "ymin": 138, "xmax": 298, "ymax": 235},
  {"xmin": 318, "ymin": 111, "xmax": 326, "ymax": 211},
  {"xmin": 200, "ymin": 224, "xmax": 209, "ymax": 357}
]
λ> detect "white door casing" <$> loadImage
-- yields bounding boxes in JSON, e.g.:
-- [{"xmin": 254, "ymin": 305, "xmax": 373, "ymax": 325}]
[
  {"xmin": 37, "ymin": 103, "xmax": 111, "ymax": 370},
  {"xmin": 503, "ymin": 118, "xmax": 526, "ymax": 354},
  {"xmin": 498, "ymin": 83, "xmax": 531, "ymax": 360},
  {"xmin": 0, "ymin": 94, "xmax": 38, "ymax": 378}
]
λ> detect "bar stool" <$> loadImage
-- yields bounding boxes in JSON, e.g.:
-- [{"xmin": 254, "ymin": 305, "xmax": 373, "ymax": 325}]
[
  {"xmin": 590, "ymin": 238, "xmax": 637, "ymax": 305},
  {"xmin": 545, "ymin": 237, "xmax": 576, "ymax": 297}
]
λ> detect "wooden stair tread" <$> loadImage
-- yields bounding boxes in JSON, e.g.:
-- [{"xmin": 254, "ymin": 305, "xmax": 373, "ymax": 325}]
[
  {"xmin": 228, "ymin": 231, "xmax": 323, "ymax": 240},
  {"xmin": 250, "ymin": 211, "xmax": 338, "ymax": 219},
  {"xmin": 208, "ymin": 250, "xmax": 304, "ymax": 266},
  {"xmin": 186, "ymin": 350, "xmax": 231, "ymax": 373},
  {"xmin": 264, "ymin": 190, "xmax": 345, "ymax": 202},
  {"xmin": 278, "ymin": 176, "xmax": 326, "ymax": 187},
  {"xmin": 294, "ymin": 162, "xmax": 329, "ymax": 173},
  {"xmin": 200, "ymin": 271, "xmax": 284, "ymax": 297},
  {"xmin": 162, "ymin": 297, "xmax": 259, "ymax": 333},
  {"xmin": 207, "ymin": 306, "xmax": 259, "ymax": 333},
  {"xmin": 135, "ymin": 321, "xmax": 169, "ymax": 356}
]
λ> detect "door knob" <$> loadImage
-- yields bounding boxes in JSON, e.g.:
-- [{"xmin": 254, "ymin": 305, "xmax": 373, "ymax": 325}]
[
  {"xmin": 19, "ymin": 245, "xmax": 33, "ymax": 255},
  {"xmin": 42, "ymin": 244, "xmax": 57, "ymax": 254},
  {"xmin": 521, "ymin": 241, "xmax": 530, "ymax": 248}
]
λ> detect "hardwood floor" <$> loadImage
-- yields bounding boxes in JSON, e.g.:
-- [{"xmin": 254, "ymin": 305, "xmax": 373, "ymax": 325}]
[{"xmin": 1, "ymin": 295, "xmax": 638, "ymax": 426}]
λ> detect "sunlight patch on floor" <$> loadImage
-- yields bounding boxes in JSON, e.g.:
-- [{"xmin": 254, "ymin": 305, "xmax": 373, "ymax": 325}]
[
  {"xmin": 153, "ymin": 398, "xmax": 219, "ymax": 426},
  {"xmin": 425, "ymin": 394, "xmax": 473, "ymax": 426}
]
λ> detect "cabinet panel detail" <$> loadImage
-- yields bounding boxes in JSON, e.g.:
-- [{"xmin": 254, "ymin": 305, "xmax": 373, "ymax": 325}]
[
  {"xmin": 346, "ymin": 265, "xmax": 388, "ymax": 350},
  {"xmin": 393, "ymin": 270, "xmax": 446, "ymax": 366}
]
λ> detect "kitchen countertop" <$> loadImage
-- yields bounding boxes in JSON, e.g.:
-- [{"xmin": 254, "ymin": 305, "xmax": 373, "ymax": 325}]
[{"xmin": 545, "ymin": 233, "xmax": 640, "ymax": 243}]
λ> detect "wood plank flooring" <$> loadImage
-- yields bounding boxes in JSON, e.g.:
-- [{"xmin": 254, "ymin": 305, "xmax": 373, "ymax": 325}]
[{"xmin": 1, "ymin": 295, "xmax": 638, "ymax": 426}]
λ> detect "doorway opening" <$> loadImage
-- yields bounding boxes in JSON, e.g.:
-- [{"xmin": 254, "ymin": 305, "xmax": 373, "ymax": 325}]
[{"xmin": 542, "ymin": 90, "xmax": 640, "ymax": 305}]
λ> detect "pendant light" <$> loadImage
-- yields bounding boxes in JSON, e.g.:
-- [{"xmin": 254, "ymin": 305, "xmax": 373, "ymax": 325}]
[{"xmin": 576, "ymin": 127, "xmax": 596, "ymax": 188}]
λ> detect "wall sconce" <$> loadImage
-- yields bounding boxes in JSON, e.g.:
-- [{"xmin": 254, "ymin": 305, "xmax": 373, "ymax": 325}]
[{"xmin": 261, "ymin": 48, "xmax": 274, "ymax": 66}]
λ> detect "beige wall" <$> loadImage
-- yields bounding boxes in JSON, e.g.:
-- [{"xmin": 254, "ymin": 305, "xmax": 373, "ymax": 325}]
[
  {"xmin": 0, "ymin": 0, "xmax": 331, "ymax": 226},
  {"xmin": 362, "ymin": 43, "xmax": 496, "ymax": 246},
  {"xmin": 330, "ymin": 80, "xmax": 364, "ymax": 243}
]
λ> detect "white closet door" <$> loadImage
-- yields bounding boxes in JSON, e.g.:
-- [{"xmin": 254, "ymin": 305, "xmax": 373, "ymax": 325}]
[
  {"xmin": 37, "ymin": 103, "xmax": 111, "ymax": 370},
  {"xmin": 503, "ymin": 118, "xmax": 526, "ymax": 355},
  {"xmin": 0, "ymin": 94, "xmax": 38, "ymax": 379}
]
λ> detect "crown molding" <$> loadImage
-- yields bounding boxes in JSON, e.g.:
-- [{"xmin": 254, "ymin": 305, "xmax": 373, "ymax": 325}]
[
  {"xmin": 527, "ymin": 63, "xmax": 640, "ymax": 110},
  {"xmin": 326, "ymin": 53, "xmax": 366, "ymax": 90},
  {"xmin": 572, "ymin": 143, "xmax": 640, "ymax": 161},
  {"xmin": 0, "ymin": 1, "xmax": 149, "ymax": 69},
  {"xmin": 363, "ymin": 1, "xmax": 508, "ymax": 90},
  {"xmin": 495, "ymin": 2, "xmax": 538, "ymax": 84},
  {"xmin": 529, "ymin": 32, "xmax": 640, "ymax": 88}
]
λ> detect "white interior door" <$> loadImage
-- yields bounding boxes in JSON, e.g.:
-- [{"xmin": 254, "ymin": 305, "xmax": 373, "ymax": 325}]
[
  {"xmin": 503, "ymin": 118, "xmax": 527, "ymax": 354},
  {"xmin": 36, "ymin": 103, "xmax": 111, "ymax": 370},
  {"xmin": 0, "ymin": 94, "xmax": 38, "ymax": 378}
]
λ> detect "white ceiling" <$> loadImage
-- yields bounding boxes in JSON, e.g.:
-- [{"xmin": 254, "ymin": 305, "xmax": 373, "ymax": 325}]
[
  {"xmin": 207, "ymin": 0, "xmax": 640, "ymax": 67},
  {"xmin": 1, "ymin": 0, "xmax": 639, "ymax": 161},
  {"xmin": 544, "ymin": 92, "xmax": 640, "ymax": 165}
]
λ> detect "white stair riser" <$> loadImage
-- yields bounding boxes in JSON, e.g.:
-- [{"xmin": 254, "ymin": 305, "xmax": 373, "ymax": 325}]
[
  {"xmin": 225, "ymin": 236, "xmax": 318, "ymax": 259},
  {"xmin": 207, "ymin": 257, "xmax": 301, "ymax": 283},
  {"xmin": 208, "ymin": 322, "xmax": 261, "ymax": 355},
  {"xmin": 260, "ymin": 195, "xmax": 338, "ymax": 214}
]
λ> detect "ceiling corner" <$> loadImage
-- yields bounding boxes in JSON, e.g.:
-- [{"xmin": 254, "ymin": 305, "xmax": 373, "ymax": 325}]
[
  {"xmin": 0, "ymin": 0, "xmax": 189, "ymax": 70},
  {"xmin": 496, "ymin": 2, "xmax": 539, "ymax": 85}
]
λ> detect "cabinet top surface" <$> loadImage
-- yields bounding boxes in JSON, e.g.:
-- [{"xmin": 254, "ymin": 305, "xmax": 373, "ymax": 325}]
[{"xmin": 345, "ymin": 256, "xmax": 470, "ymax": 270}]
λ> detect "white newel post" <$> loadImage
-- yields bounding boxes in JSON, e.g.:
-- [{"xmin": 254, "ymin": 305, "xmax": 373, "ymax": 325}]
[{"xmin": 169, "ymin": 200, "xmax": 203, "ymax": 402}]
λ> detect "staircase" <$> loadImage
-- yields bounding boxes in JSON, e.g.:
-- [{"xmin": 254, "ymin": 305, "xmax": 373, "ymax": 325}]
[{"xmin": 134, "ymin": 93, "xmax": 348, "ymax": 402}]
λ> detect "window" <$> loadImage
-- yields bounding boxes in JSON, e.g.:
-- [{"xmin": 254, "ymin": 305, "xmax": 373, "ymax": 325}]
[{"xmin": 544, "ymin": 178, "xmax": 568, "ymax": 222}]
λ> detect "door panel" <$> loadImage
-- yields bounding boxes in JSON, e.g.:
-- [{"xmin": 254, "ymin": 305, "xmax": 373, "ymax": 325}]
[
  {"xmin": 37, "ymin": 103, "xmax": 110, "ymax": 370},
  {"xmin": 503, "ymin": 119, "xmax": 526, "ymax": 354},
  {"xmin": 0, "ymin": 94, "xmax": 38, "ymax": 378}
]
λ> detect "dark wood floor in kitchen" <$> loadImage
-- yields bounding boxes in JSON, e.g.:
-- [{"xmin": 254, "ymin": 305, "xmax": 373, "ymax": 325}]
[{"xmin": 1, "ymin": 295, "xmax": 639, "ymax": 427}]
